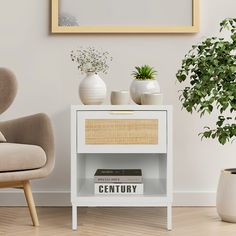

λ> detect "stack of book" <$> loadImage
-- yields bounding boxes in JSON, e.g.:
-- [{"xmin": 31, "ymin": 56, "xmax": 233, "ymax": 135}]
[{"xmin": 94, "ymin": 169, "xmax": 143, "ymax": 195}]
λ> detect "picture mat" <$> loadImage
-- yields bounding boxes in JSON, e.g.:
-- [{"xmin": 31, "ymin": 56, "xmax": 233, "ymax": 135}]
[{"xmin": 59, "ymin": 0, "xmax": 192, "ymax": 26}]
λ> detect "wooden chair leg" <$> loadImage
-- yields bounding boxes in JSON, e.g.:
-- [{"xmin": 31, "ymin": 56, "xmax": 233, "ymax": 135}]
[{"xmin": 23, "ymin": 181, "xmax": 39, "ymax": 226}]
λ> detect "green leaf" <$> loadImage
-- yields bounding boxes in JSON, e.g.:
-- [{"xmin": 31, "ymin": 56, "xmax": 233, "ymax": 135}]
[{"xmin": 132, "ymin": 65, "xmax": 157, "ymax": 80}]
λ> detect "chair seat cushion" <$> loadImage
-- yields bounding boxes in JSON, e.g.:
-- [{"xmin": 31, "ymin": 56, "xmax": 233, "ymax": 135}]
[{"xmin": 0, "ymin": 143, "xmax": 46, "ymax": 172}]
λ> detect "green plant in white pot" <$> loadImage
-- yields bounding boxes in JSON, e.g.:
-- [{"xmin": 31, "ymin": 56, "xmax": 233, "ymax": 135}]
[
  {"xmin": 176, "ymin": 18, "xmax": 236, "ymax": 222},
  {"xmin": 130, "ymin": 65, "xmax": 160, "ymax": 104}
]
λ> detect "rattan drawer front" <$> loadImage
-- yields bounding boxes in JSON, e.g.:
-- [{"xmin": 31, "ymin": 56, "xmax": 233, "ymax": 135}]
[
  {"xmin": 85, "ymin": 119, "xmax": 158, "ymax": 145},
  {"xmin": 77, "ymin": 110, "xmax": 167, "ymax": 153}
]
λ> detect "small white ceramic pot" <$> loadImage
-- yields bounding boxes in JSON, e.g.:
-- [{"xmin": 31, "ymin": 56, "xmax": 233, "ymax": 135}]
[
  {"xmin": 130, "ymin": 80, "xmax": 160, "ymax": 105},
  {"xmin": 217, "ymin": 169, "xmax": 236, "ymax": 222},
  {"xmin": 79, "ymin": 73, "xmax": 107, "ymax": 105},
  {"xmin": 141, "ymin": 93, "xmax": 163, "ymax": 105},
  {"xmin": 111, "ymin": 91, "xmax": 129, "ymax": 105}
]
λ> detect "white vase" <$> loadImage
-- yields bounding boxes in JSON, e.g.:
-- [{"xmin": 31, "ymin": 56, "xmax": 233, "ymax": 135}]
[
  {"xmin": 79, "ymin": 73, "xmax": 107, "ymax": 105},
  {"xmin": 130, "ymin": 80, "xmax": 160, "ymax": 105},
  {"xmin": 217, "ymin": 169, "xmax": 236, "ymax": 223}
]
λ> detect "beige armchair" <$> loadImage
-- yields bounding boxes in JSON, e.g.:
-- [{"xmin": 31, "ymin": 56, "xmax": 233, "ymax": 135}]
[{"xmin": 0, "ymin": 68, "xmax": 55, "ymax": 226}]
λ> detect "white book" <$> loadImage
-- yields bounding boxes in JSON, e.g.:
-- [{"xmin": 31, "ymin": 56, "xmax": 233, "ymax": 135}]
[{"xmin": 94, "ymin": 183, "xmax": 143, "ymax": 195}]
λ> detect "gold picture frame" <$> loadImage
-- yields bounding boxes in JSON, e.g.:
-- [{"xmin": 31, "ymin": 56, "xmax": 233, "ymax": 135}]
[{"xmin": 51, "ymin": 0, "xmax": 200, "ymax": 34}]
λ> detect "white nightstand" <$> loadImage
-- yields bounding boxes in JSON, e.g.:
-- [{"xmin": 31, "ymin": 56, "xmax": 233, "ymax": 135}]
[{"xmin": 71, "ymin": 105, "xmax": 173, "ymax": 230}]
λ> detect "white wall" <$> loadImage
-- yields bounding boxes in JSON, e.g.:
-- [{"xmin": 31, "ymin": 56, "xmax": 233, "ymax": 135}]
[{"xmin": 0, "ymin": 0, "xmax": 236, "ymax": 206}]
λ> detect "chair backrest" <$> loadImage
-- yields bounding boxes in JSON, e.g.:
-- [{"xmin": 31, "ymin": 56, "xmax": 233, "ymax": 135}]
[{"xmin": 0, "ymin": 68, "xmax": 17, "ymax": 115}]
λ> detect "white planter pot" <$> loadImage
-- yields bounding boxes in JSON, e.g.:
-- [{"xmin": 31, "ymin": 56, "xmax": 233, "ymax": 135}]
[
  {"xmin": 217, "ymin": 169, "xmax": 236, "ymax": 223},
  {"xmin": 141, "ymin": 93, "xmax": 163, "ymax": 105},
  {"xmin": 130, "ymin": 80, "xmax": 160, "ymax": 105},
  {"xmin": 79, "ymin": 73, "xmax": 107, "ymax": 105}
]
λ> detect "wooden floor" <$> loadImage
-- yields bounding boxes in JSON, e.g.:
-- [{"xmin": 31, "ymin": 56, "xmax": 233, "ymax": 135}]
[{"xmin": 0, "ymin": 207, "xmax": 236, "ymax": 236}]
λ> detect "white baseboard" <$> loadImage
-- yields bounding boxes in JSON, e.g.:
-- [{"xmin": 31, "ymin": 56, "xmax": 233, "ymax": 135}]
[
  {"xmin": 0, "ymin": 190, "xmax": 70, "ymax": 207},
  {"xmin": 0, "ymin": 190, "xmax": 216, "ymax": 207},
  {"xmin": 173, "ymin": 191, "xmax": 216, "ymax": 206}
]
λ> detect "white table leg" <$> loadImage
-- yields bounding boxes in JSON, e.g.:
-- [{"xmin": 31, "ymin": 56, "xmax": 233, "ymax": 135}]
[
  {"xmin": 72, "ymin": 205, "xmax": 77, "ymax": 230},
  {"xmin": 167, "ymin": 205, "xmax": 172, "ymax": 230}
]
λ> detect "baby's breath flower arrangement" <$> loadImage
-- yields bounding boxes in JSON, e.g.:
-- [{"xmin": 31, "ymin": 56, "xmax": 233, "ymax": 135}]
[{"xmin": 70, "ymin": 47, "xmax": 112, "ymax": 74}]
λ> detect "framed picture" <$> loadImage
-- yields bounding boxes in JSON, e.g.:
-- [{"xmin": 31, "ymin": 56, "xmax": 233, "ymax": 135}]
[{"xmin": 51, "ymin": 0, "xmax": 199, "ymax": 33}]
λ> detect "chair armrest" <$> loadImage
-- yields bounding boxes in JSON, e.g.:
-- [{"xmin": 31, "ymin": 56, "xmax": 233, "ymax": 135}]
[{"xmin": 0, "ymin": 113, "xmax": 55, "ymax": 174}]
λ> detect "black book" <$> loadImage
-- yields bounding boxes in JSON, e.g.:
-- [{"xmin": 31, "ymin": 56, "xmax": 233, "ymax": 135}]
[{"xmin": 94, "ymin": 169, "xmax": 142, "ymax": 183}]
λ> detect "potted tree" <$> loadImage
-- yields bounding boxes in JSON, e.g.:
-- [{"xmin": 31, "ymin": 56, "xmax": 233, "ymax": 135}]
[
  {"xmin": 176, "ymin": 18, "xmax": 236, "ymax": 222},
  {"xmin": 130, "ymin": 65, "xmax": 160, "ymax": 104}
]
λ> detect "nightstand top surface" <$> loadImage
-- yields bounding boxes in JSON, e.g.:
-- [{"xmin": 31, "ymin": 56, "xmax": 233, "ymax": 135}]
[{"xmin": 71, "ymin": 105, "xmax": 172, "ymax": 111}]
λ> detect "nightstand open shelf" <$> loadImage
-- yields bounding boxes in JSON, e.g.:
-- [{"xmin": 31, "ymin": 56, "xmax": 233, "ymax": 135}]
[{"xmin": 71, "ymin": 105, "xmax": 172, "ymax": 230}]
